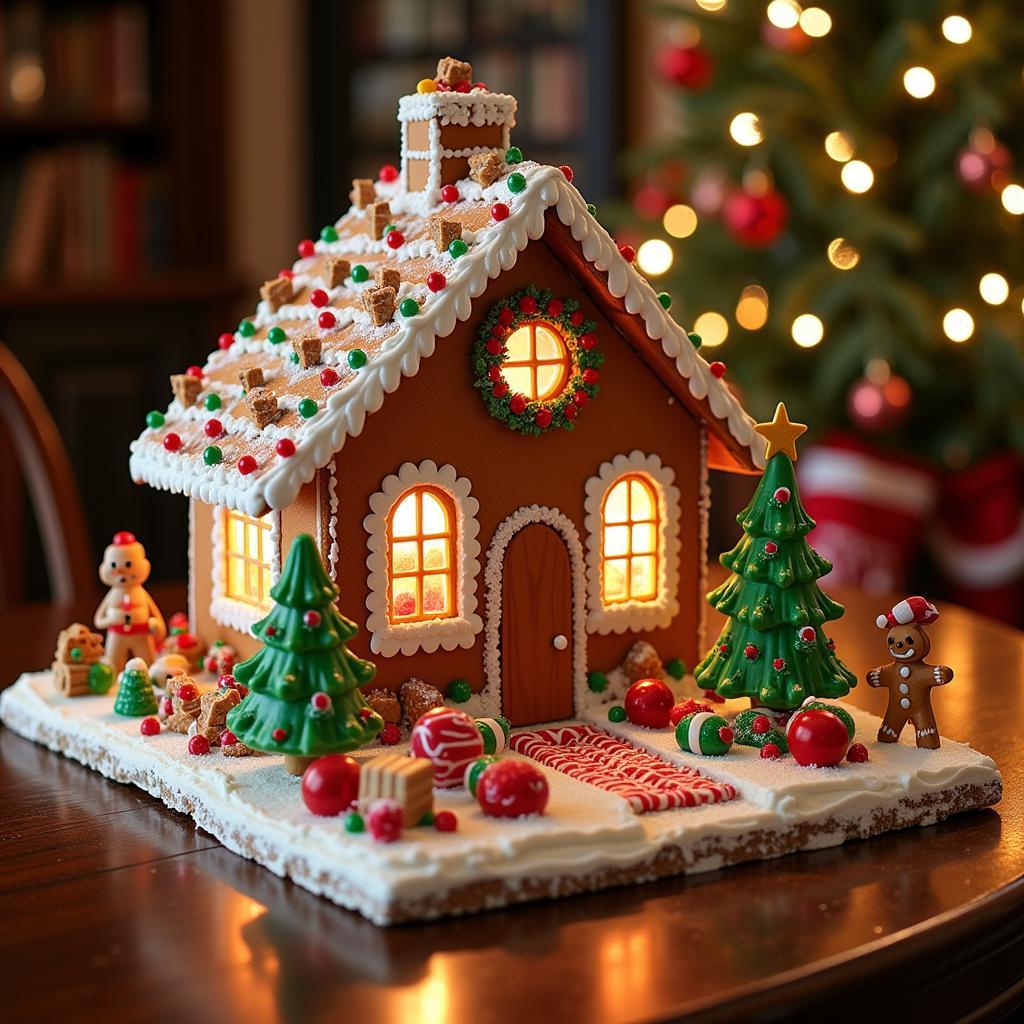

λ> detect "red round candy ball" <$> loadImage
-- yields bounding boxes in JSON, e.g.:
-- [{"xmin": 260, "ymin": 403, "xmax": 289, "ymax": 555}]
[
  {"xmin": 309, "ymin": 288, "xmax": 328, "ymax": 308},
  {"xmin": 140, "ymin": 717, "xmax": 160, "ymax": 736},
  {"xmin": 477, "ymin": 760, "xmax": 549, "ymax": 818},
  {"xmin": 297, "ymin": 238, "xmax": 315, "ymax": 258},
  {"xmin": 218, "ymin": 332, "xmax": 234, "ymax": 350},
  {"xmin": 409, "ymin": 707, "xmax": 484, "ymax": 788},
  {"xmin": 385, "ymin": 230, "xmax": 404, "ymax": 249},
  {"xmin": 624, "ymin": 677, "xmax": 675, "ymax": 729},
  {"xmin": 318, "ymin": 310, "xmax": 336, "ymax": 329},
  {"xmin": 204, "ymin": 418, "xmax": 222, "ymax": 438},
  {"xmin": 304, "ymin": 609, "xmax": 322, "ymax": 628},
  {"xmin": 709, "ymin": 361, "xmax": 727, "ymax": 379},
  {"xmin": 379, "ymin": 722, "xmax": 401, "ymax": 746},
  {"xmin": 491, "ymin": 202, "xmax": 510, "ymax": 221},
  {"xmin": 535, "ymin": 407, "xmax": 553, "ymax": 429},
  {"xmin": 670, "ymin": 699, "xmax": 713, "ymax": 726},
  {"xmin": 186, "ymin": 364, "xmax": 203, "ymax": 379},
  {"xmin": 433, "ymin": 809, "xmax": 458, "ymax": 832},
  {"xmin": 378, "ymin": 163, "xmax": 399, "ymax": 183},
  {"xmin": 788, "ymin": 709, "xmax": 850, "ymax": 767},
  {"xmin": 761, "ymin": 742, "xmax": 782, "ymax": 760},
  {"xmin": 559, "ymin": 164, "xmax": 574, "ymax": 182},
  {"xmin": 509, "ymin": 394, "xmax": 526, "ymax": 415},
  {"xmin": 301, "ymin": 754, "xmax": 361, "ymax": 816},
  {"xmin": 617, "ymin": 243, "xmax": 636, "ymax": 263},
  {"xmin": 320, "ymin": 368, "xmax": 340, "ymax": 388},
  {"xmin": 426, "ymin": 271, "xmax": 446, "ymax": 292},
  {"xmin": 177, "ymin": 683, "xmax": 198, "ymax": 703},
  {"xmin": 237, "ymin": 456, "xmax": 257, "ymax": 475},
  {"xmin": 752, "ymin": 714, "xmax": 772, "ymax": 735},
  {"xmin": 163, "ymin": 433, "xmax": 182, "ymax": 452},
  {"xmin": 764, "ymin": 541, "xmax": 778, "ymax": 555},
  {"xmin": 366, "ymin": 799, "xmax": 403, "ymax": 842},
  {"xmin": 847, "ymin": 742, "xmax": 870, "ymax": 763},
  {"xmin": 160, "ymin": 697, "xmax": 173, "ymax": 717},
  {"xmin": 276, "ymin": 438, "xmax": 296, "ymax": 458},
  {"xmin": 219, "ymin": 729, "xmax": 237, "ymax": 747},
  {"xmin": 440, "ymin": 184, "xmax": 459, "ymax": 203},
  {"xmin": 188, "ymin": 735, "xmax": 210, "ymax": 756}
]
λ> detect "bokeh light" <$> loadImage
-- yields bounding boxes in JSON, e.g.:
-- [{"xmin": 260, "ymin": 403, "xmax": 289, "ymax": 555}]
[
  {"xmin": 791, "ymin": 314, "xmax": 824, "ymax": 347},
  {"xmin": 942, "ymin": 308, "xmax": 974, "ymax": 343},
  {"xmin": 841, "ymin": 160, "xmax": 874, "ymax": 193},
  {"xmin": 799, "ymin": 7, "xmax": 832, "ymax": 36},
  {"xmin": 903, "ymin": 66, "xmax": 936, "ymax": 98},
  {"xmin": 824, "ymin": 131, "xmax": 854, "ymax": 162},
  {"xmin": 662, "ymin": 204, "xmax": 698, "ymax": 239},
  {"xmin": 827, "ymin": 237, "xmax": 860, "ymax": 269},
  {"xmin": 979, "ymin": 273, "xmax": 1009, "ymax": 305},
  {"xmin": 693, "ymin": 311, "xmax": 729, "ymax": 347},
  {"xmin": 729, "ymin": 112, "xmax": 763, "ymax": 146},
  {"xmin": 636, "ymin": 239, "xmax": 674, "ymax": 276},
  {"xmin": 735, "ymin": 285, "xmax": 770, "ymax": 330},
  {"xmin": 941, "ymin": 16, "xmax": 972, "ymax": 44}
]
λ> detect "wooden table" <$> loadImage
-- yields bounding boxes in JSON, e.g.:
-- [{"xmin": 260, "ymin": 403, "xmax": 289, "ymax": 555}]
[{"xmin": 2, "ymin": 582, "xmax": 1023, "ymax": 1023}]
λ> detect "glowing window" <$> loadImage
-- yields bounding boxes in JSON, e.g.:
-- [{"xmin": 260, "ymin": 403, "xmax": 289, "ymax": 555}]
[
  {"xmin": 223, "ymin": 510, "xmax": 275, "ymax": 609},
  {"xmin": 601, "ymin": 474, "xmax": 659, "ymax": 605},
  {"xmin": 387, "ymin": 486, "xmax": 456, "ymax": 623},
  {"xmin": 500, "ymin": 322, "xmax": 571, "ymax": 401}
]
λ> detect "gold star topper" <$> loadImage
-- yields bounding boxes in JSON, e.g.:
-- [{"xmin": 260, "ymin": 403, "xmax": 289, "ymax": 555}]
[{"xmin": 755, "ymin": 403, "xmax": 808, "ymax": 461}]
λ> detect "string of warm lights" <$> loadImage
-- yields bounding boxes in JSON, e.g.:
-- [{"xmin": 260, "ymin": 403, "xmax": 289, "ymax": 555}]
[{"xmin": 634, "ymin": 3, "xmax": 1021, "ymax": 355}]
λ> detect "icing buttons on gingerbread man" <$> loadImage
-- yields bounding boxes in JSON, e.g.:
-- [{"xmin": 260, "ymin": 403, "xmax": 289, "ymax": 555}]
[{"xmin": 866, "ymin": 596, "xmax": 952, "ymax": 750}]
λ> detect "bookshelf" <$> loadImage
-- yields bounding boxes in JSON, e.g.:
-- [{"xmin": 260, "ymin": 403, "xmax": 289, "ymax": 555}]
[
  {"xmin": 307, "ymin": 0, "xmax": 624, "ymax": 229},
  {"xmin": 0, "ymin": 0, "xmax": 239, "ymax": 600}
]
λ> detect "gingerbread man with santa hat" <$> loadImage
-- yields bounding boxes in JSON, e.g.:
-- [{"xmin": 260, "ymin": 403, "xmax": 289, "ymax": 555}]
[
  {"xmin": 93, "ymin": 531, "xmax": 166, "ymax": 672},
  {"xmin": 867, "ymin": 596, "xmax": 953, "ymax": 749}
]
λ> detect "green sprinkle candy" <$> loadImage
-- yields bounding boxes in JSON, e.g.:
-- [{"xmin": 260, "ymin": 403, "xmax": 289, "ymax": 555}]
[
  {"xmin": 688, "ymin": 331, "xmax": 703, "ymax": 350},
  {"xmin": 267, "ymin": 326, "xmax": 286, "ymax": 344},
  {"xmin": 351, "ymin": 264, "xmax": 369, "ymax": 283},
  {"xmin": 204, "ymin": 393, "xmax": 222, "ymax": 411},
  {"xmin": 399, "ymin": 297, "xmax": 419, "ymax": 317},
  {"xmin": 343, "ymin": 811, "xmax": 364, "ymax": 834},
  {"xmin": 587, "ymin": 671, "xmax": 608, "ymax": 693},
  {"xmin": 448, "ymin": 238, "xmax": 468, "ymax": 258},
  {"xmin": 203, "ymin": 445, "xmax": 222, "ymax": 466},
  {"xmin": 507, "ymin": 172, "xmax": 527, "ymax": 194},
  {"xmin": 657, "ymin": 291, "xmax": 672, "ymax": 310},
  {"xmin": 320, "ymin": 225, "xmax": 338, "ymax": 242},
  {"xmin": 347, "ymin": 349, "xmax": 367, "ymax": 369},
  {"xmin": 238, "ymin": 319, "xmax": 256, "ymax": 337},
  {"xmin": 586, "ymin": 203, "xmax": 597, "ymax": 216},
  {"xmin": 505, "ymin": 146, "xmax": 523, "ymax": 164},
  {"xmin": 447, "ymin": 679, "xmax": 472, "ymax": 703},
  {"xmin": 298, "ymin": 398, "xmax": 318, "ymax": 419},
  {"xmin": 608, "ymin": 705, "xmax": 627, "ymax": 723},
  {"xmin": 145, "ymin": 410, "xmax": 165, "ymax": 429}
]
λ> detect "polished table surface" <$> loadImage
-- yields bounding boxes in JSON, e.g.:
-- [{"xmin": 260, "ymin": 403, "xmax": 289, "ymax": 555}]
[{"xmin": 2, "ymin": 581, "xmax": 1023, "ymax": 1024}]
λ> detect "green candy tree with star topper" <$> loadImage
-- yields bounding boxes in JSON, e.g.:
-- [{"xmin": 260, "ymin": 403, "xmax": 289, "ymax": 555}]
[
  {"xmin": 695, "ymin": 404, "xmax": 857, "ymax": 710},
  {"xmin": 227, "ymin": 533, "xmax": 382, "ymax": 774}
]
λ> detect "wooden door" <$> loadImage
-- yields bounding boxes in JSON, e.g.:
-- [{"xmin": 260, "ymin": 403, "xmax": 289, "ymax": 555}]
[{"xmin": 501, "ymin": 523, "xmax": 574, "ymax": 726}]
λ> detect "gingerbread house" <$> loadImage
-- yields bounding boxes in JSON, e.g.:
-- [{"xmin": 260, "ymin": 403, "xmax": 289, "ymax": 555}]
[{"xmin": 128, "ymin": 59, "xmax": 763, "ymax": 728}]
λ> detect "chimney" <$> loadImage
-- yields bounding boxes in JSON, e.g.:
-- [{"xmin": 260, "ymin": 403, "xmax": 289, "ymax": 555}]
[{"xmin": 397, "ymin": 57, "xmax": 517, "ymax": 196}]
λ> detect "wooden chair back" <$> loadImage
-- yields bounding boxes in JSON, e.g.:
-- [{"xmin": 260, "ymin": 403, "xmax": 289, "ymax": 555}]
[{"xmin": 0, "ymin": 342, "xmax": 94, "ymax": 605}]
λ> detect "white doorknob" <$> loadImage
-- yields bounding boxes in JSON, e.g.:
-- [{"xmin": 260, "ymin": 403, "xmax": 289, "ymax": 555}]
[{"xmin": 552, "ymin": 634, "xmax": 568, "ymax": 650}]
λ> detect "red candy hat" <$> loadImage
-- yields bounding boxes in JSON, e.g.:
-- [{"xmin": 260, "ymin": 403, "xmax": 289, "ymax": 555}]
[
  {"xmin": 111, "ymin": 531, "xmax": 137, "ymax": 545},
  {"xmin": 875, "ymin": 595, "xmax": 939, "ymax": 630}
]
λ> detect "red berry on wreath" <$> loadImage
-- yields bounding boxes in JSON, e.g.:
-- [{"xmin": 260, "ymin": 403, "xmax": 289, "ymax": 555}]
[
  {"xmin": 709, "ymin": 361, "xmax": 727, "ymax": 379},
  {"xmin": 488, "ymin": 366, "xmax": 502, "ymax": 382},
  {"xmin": 499, "ymin": 306, "xmax": 515, "ymax": 325},
  {"xmin": 301, "ymin": 754, "xmax": 360, "ymax": 816},
  {"xmin": 573, "ymin": 390, "xmax": 589, "ymax": 406},
  {"xmin": 509, "ymin": 394, "xmax": 527, "ymax": 415},
  {"xmin": 546, "ymin": 299, "xmax": 563, "ymax": 316},
  {"xmin": 477, "ymin": 760, "xmax": 549, "ymax": 818},
  {"xmin": 433, "ymin": 809, "xmax": 458, "ymax": 832},
  {"xmin": 582, "ymin": 367, "xmax": 600, "ymax": 384},
  {"xmin": 367, "ymin": 798, "xmax": 403, "ymax": 842},
  {"xmin": 579, "ymin": 331, "xmax": 596, "ymax": 349},
  {"xmin": 744, "ymin": 643, "xmax": 760, "ymax": 661},
  {"xmin": 491, "ymin": 202, "xmax": 510, "ymax": 221},
  {"xmin": 761, "ymin": 742, "xmax": 782, "ymax": 760},
  {"xmin": 427, "ymin": 271, "xmax": 446, "ymax": 292},
  {"xmin": 564, "ymin": 403, "xmax": 577, "ymax": 420},
  {"xmin": 440, "ymin": 184, "xmax": 459, "ymax": 203},
  {"xmin": 378, "ymin": 163, "xmax": 399, "ymax": 183},
  {"xmin": 493, "ymin": 382, "xmax": 509, "ymax": 398},
  {"xmin": 379, "ymin": 722, "xmax": 401, "ymax": 746},
  {"xmin": 535, "ymin": 407, "xmax": 553, "ymax": 429},
  {"xmin": 491, "ymin": 323, "xmax": 507, "ymax": 339},
  {"xmin": 140, "ymin": 717, "xmax": 160, "ymax": 736},
  {"xmin": 518, "ymin": 295, "xmax": 537, "ymax": 314},
  {"xmin": 788, "ymin": 709, "xmax": 849, "ymax": 767},
  {"xmin": 569, "ymin": 310, "xmax": 584, "ymax": 326},
  {"xmin": 276, "ymin": 438, "xmax": 296, "ymax": 458},
  {"xmin": 625, "ymin": 678, "xmax": 675, "ymax": 728},
  {"xmin": 846, "ymin": 742, "xmax": 869, "ymax": 763},
  {"xmin": 188, "ymin": 735, "xmax": 210, "ymax": 756},
  {"xmin": 670, "ymin": 699, "xmax": 713, "ymax": 726},
  {"xmin": 486, "ymin": 338, "xmax": 503, "ymax": 355},
  {"xmin": 297, "ymin": 238, "xmax": 315, "ymax": 258}
]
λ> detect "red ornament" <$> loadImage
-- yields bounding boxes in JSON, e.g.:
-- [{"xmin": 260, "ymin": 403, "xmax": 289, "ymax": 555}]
[
  {"xmin": 237, "ymin": 455, "xmax": 257, "ymax": 475},
  {"xmin": 774, "ymin": 486, "xmax": 791, "ymax": 504},
  {"xmin": 477, "ymin": 760, "xmax": 549, "ymax": 818},
  {"xmin": 379, "ymin": 722, "xmax": 401, "ymax": 746},
  {"xmin": 219, "ymin": 729, "xmax": 237, "ymax": 747},
  {"xmin": 656, "ymin": 43, "xmax": 713, "ymax": 90},
  {"xmin": 670, "ymin": 699, "xmax": 714, "ymax": 726},
  {"xmin": 798, "ymin": 625, "xmax": 816, "ymax": 644},
  {"xmin": 177, "ymin": 682, "xmax": 198, "ymax": 703},
  {"xmin": 433, "ymin": 809, "xmax": 458, "ymax": 832},
  {"xmin": 761, "ymin": 742, "xmax": 782, "ymax": 760},
  {"xmin": 957, "ymin": 140, "xmax": 1013, "ymax": 192},
  {"xmin": 163, "ymin": 433, "xmax": 182, "ymax": 452},
  {"xmin": 440, "ymin": 184, "xmax": 459, "ymax": 203},
  {"xmin": 518, "ymin": 295, "xmax": 538, "ymax": 314},
  {"xmin": 359, "ymin": 706, "xmax": 374, "ymax": 721},
  {"xmin": 788, "ymin": 709, "xmax": 850, "ymax": 767},
  {"xmin": 509, "ymin": 394, "xmax": 527, "ymax": 415},
  {"xmin": 579, "ymin": 331, "xmax": 597, "ymax": 349},
  {"xmin": 366, "ymin": 799, "xmax": 403, "ymax": 842},
  {"xmin": 751, "ymin": 714, "xmax": 772, "ymax": 735},
  {"xmin": 301, "ymin": 754, "xmax": 360, "ymax": 816},
  {"xmin": 546, "ymin": 299, "xmax": 564, "ymax": 316},
  {"xmin": 491, "ymin": 202, "xmax": 510, "ymax": 221},
  {"xmin": 271, "ymin": 727, "xmax": 288, "ymax": 742},
  {"xmin": 276, "ymin": 438, "xmax": 296, "ymax": 458},
  {"xmin": 559, "ymin": 164, "xmax": 574, "ymax": 183},
  {"xmin": 718, "ymin": 643, "xmax": 729, "ymax": 654},
  {"xmin": 140, "ymin": 717, "xmax": 160, "ymax": 736},
  {"xmin": 491, "ymin": 323, "xmax": 507, "ymax": 339},
  {"xmin": 304, "ymin": 609, "xmax": 322, "ymax": 628},
  {"xmin": 744, "ymin": 643, "xmax": 760, "ymax": 661},
  {"xmin": 386, "ymin": 230, "xmax": 404, "ymax": 249},
  {"xmin": 186, "ymin": 364, "xmax": 203, "ymax": 379},
  {"xmin": 310, "ymin": 691, "xmax": 331, "ymax": 711},
  {"xmin": 723, "ymin": 188, "xmax": 789, "ymax": 248},
  {"xmin": 625, "ymin": 678, "xmax": 675, "ymax": 728},
  {"xmin": 204, "ymin": 419, "xmax": 223, "ymax": 438},
  {"xmin": 582, "ymin": 367, "xmax": 600, "ymax": 385},
  {"xmin": 409, "ymin": 707, "xmax": 484, "ymax": 788},
  {"xmin": 297, "ymin": 238, "xmax": 315, "ymax": 258},
  {"xmin": 486, "ymin": 339, "xmax": 503, "ymax": 356},
  {"xmin": 265, "ymin": 626, "xmax": 277, "ymax": 637},
  {"xmin": 309, "ymin": 288, "xmax": 328, "ymax": 308},
  {"xmin": 318, "ymin": 310, "xmax": 336, "ymax": 329},
  {"xmin": 218, "ymin": 332, "xmax": 234, "ymax": 350},
  {"xmin": 709, "ymin": 361, "xmax": 727, "ymax": 379},
  {"xmin": 188, "ymin": 735, "xmax": 211, "ymax": 756},
  {"xmin": 535, "ymin": 407, "xmax": 553, "ymax": 429},
  {"xmin": 563, "ymin": 403, "xmax": 577, "ymax": 420},
  {"xmin": 846, "ymin": 742, "xmax": 870, "ymax": 763},
  {"xmin": 498, "ymin": 306, "xmax": 515, "ymax": 325},
  {"xmin": 426, "ymin": 271, "xmax": 446, "ymax": 292},
  {"xmin": 492, "ymin": 382, "xmax": 509, "ymax": 398},
  {"xmin": 772, "ymin": 657, "xmax": 787, "ymax": 671},
  {"xmin": 764, "ymin": 541, "xmax": 778, "ymax": 555},
  {"xmin": 569, "ymin": 310, "xmax": 584, "ymax": 327},
  {"xmin": 573, "ymin": 390, "xmax": 589, "ymax": 406},
  {"xmin": 617, "ymin": 243, "xmax": 636, "ymax": 263},
  {"xmin": 378, "ymin": 164, "xmax": 399, "ymax": 183}
]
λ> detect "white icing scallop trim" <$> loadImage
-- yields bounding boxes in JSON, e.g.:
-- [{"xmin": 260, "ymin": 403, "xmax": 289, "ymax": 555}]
[
  {"xmin": 482, "ymin": 505, "xmax": 588, "ymax": 720},
  {"xmin": 584, "ymin": 451, "xmax": 682, "ymax": 636},
  {"xmin": 397, "ymin": 91, "xmax": 517, "ymax": 127},
  {"xmin": 326, "ymin": 460, "xmax": 340, "ymax": 583},
  {"xmin": 698, "ymin": 427, "xmax": 710, "ymax": 653},
  {"xmin": 363, "ymin": 461, "xmax": 482, "ymax": 658},
  {"xmin": 128, "ymin": 163, "xmax": 762, "ymax": 518},
  {"xmin": 209, "ymin": 507, "xmax": 281, "ymax": 636}
]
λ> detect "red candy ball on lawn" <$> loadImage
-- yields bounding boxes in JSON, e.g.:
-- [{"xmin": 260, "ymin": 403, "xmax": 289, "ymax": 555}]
[
  {"xmin": 140, "ymin": 717, "xmax": 160, "ymax": 736},
  {"xmin": 433, "ymin": 809, "xmax": 458, "ymax": 832},
  {"xmin": 761, "ymin": 742, "xmax": 782, "ymax": 760},
  {"xmin": 670, "ymin": 699, "xmax": 713, "ymax": 726},
  {"xmin": 491, "ymin": 202, "xmax": 510, "ymax": 221},
  {"xmin": 409, "ymin": 707, "xmax": 484, "ymax": 788},
  {"xmin": 188, "ymin": 735, "xmax": 210, "ymax": 756},
  {"xmin": 367, "ymin": 799, "xmax": 403, "ymax": 842},
  {"xmin": 426, "ymin": 271, "xmax": 446, "ymax": 292},
  {"xmin": 440, "ymin": 184, "xmax": 459, "ymax": 203},
  {"xmin": 787, "ymin": 709, "xmax": 850, "ymax": 767},
  {"xmin": 301, "ymin": 754, "xmax": 360, "ymax": 817},
  {"xmin": 625, "ymin": 677, "xmax": 675, "ymax": 728},
  {"xmin": 477, "ymin": 760, "xmax": 549, "ymax": 818},
  {"xmin": 847, "ymin": 742, "xmax": 870, "ymax": 763},
  {"xmin": 379, "ymin": 722, "xmax": 401, "ymax": 746}
]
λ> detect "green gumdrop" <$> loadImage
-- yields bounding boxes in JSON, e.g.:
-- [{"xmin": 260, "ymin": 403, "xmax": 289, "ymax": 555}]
[
  {"xmin": 801, "ymin": 700, "xmax": 856, "ymax": 741},
  {"xmin": 505, "ymin": 146, "xmax": 523, "ymax": 164},
  {"xmin": 238, "ymin": 320, "xmax": 256, "ymax": 337},
  {"xmin": 507, "ymin": 172, "xmax": 527, "ymax": 194},
  {"xmin": 586, "ymin": 203, "xmax": 597, "ymax": 217},
  {"xmin": 145, "ymin": 410, "xmax": 164, "ymax": 429},
  {"xmin": 203, "ymin": 445, "xmax": 222, "ymax": 466},
  {"xmin": 657, "ymin": 291, "xmax": 672, "ymax": 310},
  {"xmin": 665, "ymin": 657, "xmax": 687, "ymax": 680},
  {"xmin": 88, "ymin": 662, "xmax": 114, "ymax": 695},
  {"xmin": 587, "ymin": 670, "xmax": 608, "ymax": 693},
  {"xmin": 448, "ymin": 238, "xmax": 468, "ymax": 258},
  {"xmin": 607, "ymin": 705, "xmax": 627, "ymax": 723},
  {"xmin": 447, "ymin": 678, "xmax": 472, "ymax": 703},
  {"xmin": 344, "ymin": 811, "xmax": 364, "ymax": 833},
  {"xmin": 351, "ymin": 264, "xmax": 369, "ymax": 283},
  {"xmin": 69, "ymin": 646, "xmax": 83, "ymax": 662}
]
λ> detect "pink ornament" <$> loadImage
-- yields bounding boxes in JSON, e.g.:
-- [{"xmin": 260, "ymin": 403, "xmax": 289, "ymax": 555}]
[
  {"xmin": 787, "ymin": 709, "xmax": 849, "ymax": 767},
  {"xmin": 723, "ymin": 188, "xmax": 789, "ymax": 248},
  {"xmin": 624, "ymin": 678, "xmax": 675, "ymax": 728},
  {"xmin": 409, "ymin": 707, "xmax": 485, "ymax": 787},
  {"xmin": 366, "ymin": 798, "xmax": 403, "ymax": 842},
  {"xmin": 476, "ymin": 760, "xmax": 549, "ymax": 818}
]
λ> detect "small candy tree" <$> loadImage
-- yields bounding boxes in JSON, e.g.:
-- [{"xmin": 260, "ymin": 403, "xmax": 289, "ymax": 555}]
[
  {"xmin": 227, "ymin": 534, "xmax": 382, "ymax": 774},
  {"xmin": 695, "ymin": 404, "xmax": 857, "ymax": 710}
]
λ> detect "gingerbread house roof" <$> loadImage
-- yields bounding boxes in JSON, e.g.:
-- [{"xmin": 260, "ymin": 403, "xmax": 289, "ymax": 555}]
[{"xmin": 129, "ymin": 105, "xmax": 763, "ymax": 518}]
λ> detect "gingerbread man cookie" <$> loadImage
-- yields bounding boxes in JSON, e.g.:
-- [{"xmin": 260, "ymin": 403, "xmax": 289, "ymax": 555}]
[{"xmin": 866, "ymin": 596, "xmax": 953, "ymax": 750}]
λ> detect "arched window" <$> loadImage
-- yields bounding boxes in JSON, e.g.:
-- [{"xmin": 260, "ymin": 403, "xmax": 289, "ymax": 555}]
[
  {"xmin": 387, "ymin": 486, "xmax": 456, "ymax": 623},
  {"xmin": 601, "ymin": 474, "xmax": 659, "ymax": 606},
  {"xmin": 500, "ymin": 321, "xmax": 571, "ymax": 401}
]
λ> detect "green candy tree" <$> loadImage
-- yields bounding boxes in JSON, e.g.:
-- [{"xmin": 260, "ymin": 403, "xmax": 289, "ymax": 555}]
[
  {"xmin": 695, "ymin": 405, "xmax": 857, "ymax": 710},
  {"xmin": 227, "ymin": 534, "xmax": 382, "ymax": 774},
  {"xmin": 113, "ymin": 658, "xmax": 158, "ymax": 716}
]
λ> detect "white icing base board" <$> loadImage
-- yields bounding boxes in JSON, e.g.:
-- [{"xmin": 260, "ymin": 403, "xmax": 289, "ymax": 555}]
[{"xmin": 0, "ymin": 672, "xmax": 1001, "ymax": 926}]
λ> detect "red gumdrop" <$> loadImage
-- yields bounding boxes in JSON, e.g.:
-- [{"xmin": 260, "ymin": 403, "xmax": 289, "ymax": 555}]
[
  {"xmin": 433, "ymin": 810, "xmax": 458, "ymax": 832},
  {"xmin": 367, "ymin": 799, "xmax": 403, "ymax": 842},
  {"xmin": 276, "ymin": 438, "xmax": 296, "ymax": 458},
  {"xmin": 617, "ymin": 243, "xmax": 636, "ymax": 263},
  {"xmin": 163, "ymin": 433, "xmax": 182, "ymax": 452},
  {"xmin": 309, "ymin": 288, "xmax": 329, "ymax": 308},
  {"xmin": 440, "ymin": 184, "xmax": 459, "ymax": 203},
  {"xmin": 788, "ymin": 709, "xmax": 850, "ymax": 767},
  {"xmin": 761, "ymin": 742, "xmax": 782, "ymax": 760},
  {"xmin": 710, "ymin": 361, "xmax": 727, "ymax": 379},
  {"xmin": 318, "ymin": 310, "xmax": 337, "ymax": 329},
  {"xmin": 491, "ymin": 202, "xmax": 510, "ymax": 221},
  {"xmin": 670, "ymin": 699, "xmax": 713, "ymax": 726},
  {"xmin": 385, "ymin": 230, "xmax": 404, "ymax": 249},
  {"xmin": 625, "ymin": 678, "xmax": 675, "ymax": 728},
  {"xmin": 477, "ymin": 761, "xmax": 549, "ymax": 818},
  {"xmin": 301, "ymin": 754, "xmax": 360, "ymax": 816},
  {"xmin": 218, "ymin": 332, "xmax": 234, "ymax": 350},
  {"xmin": 319, "ymin": 367, "xmax": 339, "ymax": 387},
  {"xmin": 188, "ymin": 735, "xmax": 210, "ymax": 756},
  {"xmin": 846, "ymin": 742, "xmax": 870, "ymax": 763},
  {"xmin": 237, "ymin": 456, "xmax": 257, "ymax": 475},
  {"xmin": 140, "ymin": 717, "xmax": 160, "ymax": 736},
  {"xmin": 427, "ymin": 271, "xmax": 446, "ymax": 292}
]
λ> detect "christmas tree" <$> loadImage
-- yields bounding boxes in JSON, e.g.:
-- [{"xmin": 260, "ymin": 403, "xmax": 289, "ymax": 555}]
[
  {"xmin": 694, "ymin": 404, "xmax": 857, "ymax": 709},
  {"xmin": 227, "ymin": 534, "xmax": 382, "ymax": 774},
  {"xmin": 113, "ymin": 657, "xmax": 158, "ymax": 717},
  {"xmin": 619, "ymin": 2, "xmax": 1024, "ymax": 465}
]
